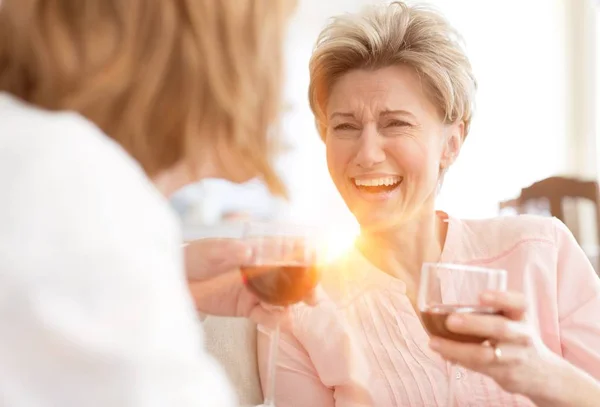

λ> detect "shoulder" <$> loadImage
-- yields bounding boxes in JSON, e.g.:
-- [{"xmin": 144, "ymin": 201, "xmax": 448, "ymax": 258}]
[
  {"xmin": 0, "ymin": 93, "xmax": 152, "ymax": 192},
  {"xmin": 458, "ymin": 214, "xmax": 557, "ymax": 244},
  {"xmin": 447, "ymin": 214, "xmax": 563, "ymax": 262},
  {"xmin": 0, "ymin": 96, "xmax": 241, "ymax": 406},
  {"xmin": 0, "ymin": 94, "xmax": 178, "ymax": 250}
]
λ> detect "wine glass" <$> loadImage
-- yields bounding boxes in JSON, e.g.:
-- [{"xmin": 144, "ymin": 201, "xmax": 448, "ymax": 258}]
[
  {"xmin": 241, "ymin": 222, "xmax": 319, "ymax": 407},
  {"xmin": 418, "ymin": 263, "xmax": 507, "ymax": 407}
]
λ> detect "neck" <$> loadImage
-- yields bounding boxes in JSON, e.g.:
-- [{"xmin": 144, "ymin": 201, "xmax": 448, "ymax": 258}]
[
  {"xmin": 152, "ymin": 162, "xmax": 194, "ymax": 197},
  {"xmin": 357, "ymin": 209, "xmax": 448, "ymax": 293}
]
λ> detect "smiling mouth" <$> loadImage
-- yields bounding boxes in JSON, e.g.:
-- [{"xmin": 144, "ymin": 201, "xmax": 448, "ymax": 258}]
[{"xmin": 352, "ymin": 176, "xmax": 403, "ymax": 193}]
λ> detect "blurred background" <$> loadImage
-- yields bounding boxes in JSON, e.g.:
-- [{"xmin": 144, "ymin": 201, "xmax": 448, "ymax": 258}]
[{"xmin": 174, "ymin": 0, "xmax": 600, "ymax": 255}]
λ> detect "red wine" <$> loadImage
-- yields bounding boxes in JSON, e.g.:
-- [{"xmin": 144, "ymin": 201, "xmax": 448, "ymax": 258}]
[
  {"xmin": 421, "ymin": 304, "xmax": 501, "ymax": 343},
  {"xmin": 240, "ymin": 264, "xmax": 319, "ymax": 306}
]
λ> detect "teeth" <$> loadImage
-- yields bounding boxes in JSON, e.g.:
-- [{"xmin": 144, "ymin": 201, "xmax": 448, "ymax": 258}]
[{"xmin": 353, "ymin": 176, "xmax": 402, "ymax": 187}]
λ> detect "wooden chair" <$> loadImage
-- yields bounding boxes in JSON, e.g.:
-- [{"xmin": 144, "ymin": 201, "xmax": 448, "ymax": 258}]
[
  {"xmin": 501, "ymin": 177, "xmax": 599, "ymax": 228},
  {"xmin": 500, "ymin": 176, "xmax": 600, "ymax": 272}
]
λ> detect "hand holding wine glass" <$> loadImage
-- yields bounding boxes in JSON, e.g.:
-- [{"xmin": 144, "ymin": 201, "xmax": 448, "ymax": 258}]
[
  {"xmin": 427, "ymin": 289, "xmax": 574, "ymax": 404},
  {"xmin": 242, "ymin": 222, "xmax": 321, "ymax": 407},
  {"xmin": 418, "ymin": 263, "xmax": 507, "ymax": 407},
  {"xmin": 185, "ymin": 236, "xmax": 319, "ymax": 328}
]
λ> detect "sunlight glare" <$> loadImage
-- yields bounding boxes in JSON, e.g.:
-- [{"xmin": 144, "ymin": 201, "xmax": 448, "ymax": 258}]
[{"xmin": 318, "ymin": 220, "xmax": 360, "ymax": 264}]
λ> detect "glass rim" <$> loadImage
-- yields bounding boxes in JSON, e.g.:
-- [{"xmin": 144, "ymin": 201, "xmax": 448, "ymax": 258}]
[{"xmin": 422, "ymin": 262, "xmax": 507, "ymax": 276}]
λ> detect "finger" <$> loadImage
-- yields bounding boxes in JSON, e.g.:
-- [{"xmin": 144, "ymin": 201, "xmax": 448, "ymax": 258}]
[
  {"xmin": 193, "ymin": 238, "xmax": 251, "ymax": 263},
  {"xmin": 187, "ymin": 270, "xmax": 244, "ymax": 313},
  {"xmin": 480, "ymin": 290, "xmax": 527, "ymax": 321},
  {"xmin": 185, "ymin": 238, "xmax": 252, "ymax": 279},
  {"xmin": 429, "ymin": 337, "xmax": 492, "ymax": 370},
  {"xmin": 446, "ymin": 313, "xmax": 532, "ymax": 345},
  {"xmin": 188, "ymin": 271, "xmax": 238, "ymax": 296},
  {"xmin": 430, "ymin": 338, "xmax": 527, "ymax": 371},
  {"xmin": 485, "ymin": 342, "xmax": 530, "ymax": 366}
]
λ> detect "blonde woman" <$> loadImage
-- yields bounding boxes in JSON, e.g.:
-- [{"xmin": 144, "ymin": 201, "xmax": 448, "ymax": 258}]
[
  {"xmin": 258, "ymin": 2, "xmax": 600, "ymax": 406},
  {"xmin": 0, "ymin": 1, "xmax": 294, "ymax": 406}
]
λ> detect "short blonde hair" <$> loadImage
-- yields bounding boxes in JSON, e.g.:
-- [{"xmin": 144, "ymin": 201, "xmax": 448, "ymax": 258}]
[
  {"xmin": 309, "ymin": 1, "xmax": 477, "ymax": 140},
  {"xmin": 0, "ymin": 0, "xmax": 294, "ymax": 195}
]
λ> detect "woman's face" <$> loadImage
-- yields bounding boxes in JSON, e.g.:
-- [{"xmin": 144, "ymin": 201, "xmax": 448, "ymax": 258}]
[{"xmin": 325, "ymin": 65, "xmax": 463, "ymax": 231}]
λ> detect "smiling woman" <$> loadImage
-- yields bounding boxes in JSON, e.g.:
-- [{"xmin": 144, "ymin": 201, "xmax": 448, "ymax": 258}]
[{"xmin": 257, "ymin": 2, "xmax": 600, "ymax": 407}]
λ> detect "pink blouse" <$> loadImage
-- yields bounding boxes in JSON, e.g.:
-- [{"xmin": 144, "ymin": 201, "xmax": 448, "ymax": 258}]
[{"xmin": 257, "ymin": 215, "xmax": 600, "ymax": 406}]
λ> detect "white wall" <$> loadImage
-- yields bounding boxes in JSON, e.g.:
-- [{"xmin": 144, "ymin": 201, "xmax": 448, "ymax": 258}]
[
  {"xmin": 278, "ymin": 0, "xmax": 573, "ymax": 226},
  {"xmin": 432, "ymin": 0, "xmax": 570, "ymax": 217},
  {"xmin": 595, "ymin": 1, "xmax": 600, "ymax": 172},
  {"xmin": 566, "ymin": 0, "xmax": 597, "ymax": 178}
]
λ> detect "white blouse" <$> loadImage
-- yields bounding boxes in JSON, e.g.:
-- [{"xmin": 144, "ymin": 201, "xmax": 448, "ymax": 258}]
[{"xmin": 0, "ymin": 93, "xmax": 236, "ymax": 406}]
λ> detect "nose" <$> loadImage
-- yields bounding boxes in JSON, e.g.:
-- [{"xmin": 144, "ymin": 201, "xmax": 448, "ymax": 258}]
[{"xmin": 354, "ymin": 125, "xmax": 385, "ymax": 169}]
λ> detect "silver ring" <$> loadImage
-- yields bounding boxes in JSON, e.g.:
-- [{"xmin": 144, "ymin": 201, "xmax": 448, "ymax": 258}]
[{"xmin": 493, "ymin": 345, "xmax": 502, "ymax": 362}]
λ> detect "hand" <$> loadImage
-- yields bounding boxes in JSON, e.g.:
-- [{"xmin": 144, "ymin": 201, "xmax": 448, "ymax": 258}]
[
  {"xmin": 185, "ymin": 238, "xmax": 319, "ymax": 327},
  {"xmin": 428, "ymin": 290, "xmax": 567, "ymax": 401}
]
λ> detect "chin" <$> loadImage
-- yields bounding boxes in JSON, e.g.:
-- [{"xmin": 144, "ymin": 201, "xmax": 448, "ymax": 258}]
[
  {"xmin": 344, "ymin": 195, "xmax": 404, "ymax": 231},
  {"xmin": 352, "ymin": 210, "xmax": 405, "ymax": 233}
]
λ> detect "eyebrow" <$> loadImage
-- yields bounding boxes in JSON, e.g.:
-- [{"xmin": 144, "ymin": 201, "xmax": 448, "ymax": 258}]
[
  {"xmin": 329, "ymin": 109, "xmax": 416, "ymax": 120},
  {"xmin": 329, "ymin": 112, "xmax": 355, "ymax": 120},
  {"xmin": 380, "ymin": 109, "xmax": 416, "ymax": 119}
]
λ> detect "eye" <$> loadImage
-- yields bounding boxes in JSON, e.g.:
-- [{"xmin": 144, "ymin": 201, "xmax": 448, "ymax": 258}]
[
  {"xmin": 384, "ymin": 120, "xmax": 412, "ymax": 128},
  {"xmin": 333, "ymin": 123, "xmax": 358, "ymax": 131}
]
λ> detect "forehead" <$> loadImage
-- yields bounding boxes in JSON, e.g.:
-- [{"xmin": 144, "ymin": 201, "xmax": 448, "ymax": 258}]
[{"xmin": 326, "ymin": 65, "xmax": 437, "ymax": 118}]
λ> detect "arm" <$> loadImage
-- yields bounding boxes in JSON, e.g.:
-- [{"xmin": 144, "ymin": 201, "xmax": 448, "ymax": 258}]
[
  {"xmin": 257, "ymin": 302, "xmax": 374, "ymax": 407},
  {"xmin": 0, "ymin": 127, "xmax": 236, "ymax": 407},
  {"xmin": 554, "ymin": 218, "xmax": 600, "ymax": 380},
  {"xmin": 424, "ymin": 218, "xmax": 600, "ymax": 407},
  {"xmin": 527, "ymin": 218, "xmax": 600, "ymax": 407},
  {"xmin": 531, "ymin": 360, "xmax": 600, "ymax": 407}
]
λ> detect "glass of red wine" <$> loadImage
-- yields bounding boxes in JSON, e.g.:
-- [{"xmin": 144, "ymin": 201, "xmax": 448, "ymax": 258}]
[
  {"xmin": 241, "ymin": 222, "xmax": 319, "ymax": 407},
  {"xmin": 418, "ymin": 263, "xmax": 507, "ymax": 407}
]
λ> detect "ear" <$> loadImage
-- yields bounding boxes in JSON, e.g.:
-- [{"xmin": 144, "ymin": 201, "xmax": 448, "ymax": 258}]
[{"xmin": 440, "ymin": 121, "xmax": 464, "ymax": 170}]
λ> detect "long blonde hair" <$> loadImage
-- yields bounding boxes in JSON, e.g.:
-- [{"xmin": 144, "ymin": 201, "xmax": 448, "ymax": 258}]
[{"xmin": 0, "ymin": 0, "xmax": 294, "ymax": 195}]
